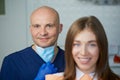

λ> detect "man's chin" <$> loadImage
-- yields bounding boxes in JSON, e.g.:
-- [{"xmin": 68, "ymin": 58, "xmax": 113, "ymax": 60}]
[{"xmin": 38, "ymin": 44, "xmax": 52, "ymax": 48}]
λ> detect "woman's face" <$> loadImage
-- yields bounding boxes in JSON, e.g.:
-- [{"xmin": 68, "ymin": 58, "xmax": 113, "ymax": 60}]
[{"xmin": 72, "ymin": 28, "xmax": 99, "ymax": 73}]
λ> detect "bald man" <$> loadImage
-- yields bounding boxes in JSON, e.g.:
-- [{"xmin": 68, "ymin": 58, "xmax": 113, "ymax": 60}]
[{"xmin": 0, "ymin": 6, "xmax": 65, "ymax": 80}]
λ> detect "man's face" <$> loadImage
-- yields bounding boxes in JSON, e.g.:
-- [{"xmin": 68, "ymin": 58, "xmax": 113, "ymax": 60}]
[{"xmin": 30, "ymin": 9, "xmax": 62, "ymax": 48}]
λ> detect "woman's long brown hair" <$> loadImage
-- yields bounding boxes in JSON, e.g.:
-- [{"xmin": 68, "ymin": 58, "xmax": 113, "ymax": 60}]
[{"xmin": 63, "ymin": 16, "xmax": 120, "ymax": 80}]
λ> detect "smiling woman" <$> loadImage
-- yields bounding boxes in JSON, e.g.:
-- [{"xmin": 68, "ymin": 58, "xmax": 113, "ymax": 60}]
[
  {"xmin": 0, "ymin": 0, "xmax": 5, "ymax": 15},
  {"xmin": 72, "ymin": 28, "xmax": 99, "ymax": 74}
]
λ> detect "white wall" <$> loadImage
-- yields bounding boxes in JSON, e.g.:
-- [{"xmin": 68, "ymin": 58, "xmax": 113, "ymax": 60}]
[{"xmin": 0, "ymin": 0, "xmax": 27, "ymax": 68}]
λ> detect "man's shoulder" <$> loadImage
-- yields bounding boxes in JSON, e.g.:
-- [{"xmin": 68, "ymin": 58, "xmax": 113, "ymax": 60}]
[
  {"xmin": 57, "ymin": 46, "xmax": 64, "ymax": 54},
  {"xmin": 4, "ymin": 46, "xmax": 33, "ymax": 60}
]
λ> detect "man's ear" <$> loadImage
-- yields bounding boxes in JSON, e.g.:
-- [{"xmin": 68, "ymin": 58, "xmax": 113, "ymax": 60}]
[{"xmin": 59, "ymin": 24, "xmax": 63, "ymax": 33}]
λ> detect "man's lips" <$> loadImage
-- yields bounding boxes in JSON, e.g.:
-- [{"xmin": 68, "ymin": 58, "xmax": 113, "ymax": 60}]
[{"xmin": 40, "ymin": 38, "xmax": 48, "ymax": 41}]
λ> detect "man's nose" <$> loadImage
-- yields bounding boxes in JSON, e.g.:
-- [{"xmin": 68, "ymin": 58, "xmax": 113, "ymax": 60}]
[{"xmin": 40, "ymin": 27, "xmax": 47, "ymax": 36}]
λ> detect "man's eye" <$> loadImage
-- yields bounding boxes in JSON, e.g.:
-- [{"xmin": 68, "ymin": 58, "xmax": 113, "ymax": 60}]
[
  {"xmin": 46, "ymin": 24, "xmax": 54, "ymax": 28},
  {"xmin": 32, "ymin": 24, "xmax": 40, "ymax": 28}
]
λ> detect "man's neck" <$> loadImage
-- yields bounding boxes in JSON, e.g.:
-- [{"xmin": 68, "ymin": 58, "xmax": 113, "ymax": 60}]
[{"xmin": 32, "ymin": 44, "xmax": 58, "ymax": 62}]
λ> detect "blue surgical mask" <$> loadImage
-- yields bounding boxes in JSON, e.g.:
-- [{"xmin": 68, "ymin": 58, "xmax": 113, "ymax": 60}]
[{"xmin": 36, "ymin": 45, "xmax": 54, "ymax": 63}]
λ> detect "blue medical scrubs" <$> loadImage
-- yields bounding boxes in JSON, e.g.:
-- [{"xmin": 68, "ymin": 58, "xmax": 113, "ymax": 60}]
[{"xmin": 0, "ymin": 46, "xmax": 65, "ymax": 80}]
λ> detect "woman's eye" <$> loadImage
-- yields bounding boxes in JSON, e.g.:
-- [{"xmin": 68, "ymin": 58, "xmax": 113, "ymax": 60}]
[
  {"xmin": 73, "ymin": 43, "xmax": 80, "ymax": 47},
  {"xmin": 89, "ymin": 43, "xmax": 97, "ymax": 47}
]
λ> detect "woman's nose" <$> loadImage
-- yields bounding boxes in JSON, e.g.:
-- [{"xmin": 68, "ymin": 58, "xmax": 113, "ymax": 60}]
[{"xmin": 80, "ymin": 45, "xmax": 87, "ymax": 56}]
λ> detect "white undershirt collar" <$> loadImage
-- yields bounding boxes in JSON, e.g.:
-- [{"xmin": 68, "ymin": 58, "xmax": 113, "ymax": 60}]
[{"xmin": 76, "ymin": 67, "xmax": 98, "ymax": 80}]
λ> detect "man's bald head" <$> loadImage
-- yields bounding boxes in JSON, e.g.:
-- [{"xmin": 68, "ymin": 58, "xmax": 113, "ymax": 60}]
[{"xmin": 30, "ymin": 6, "xmax": 60, "ymax": 24}]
